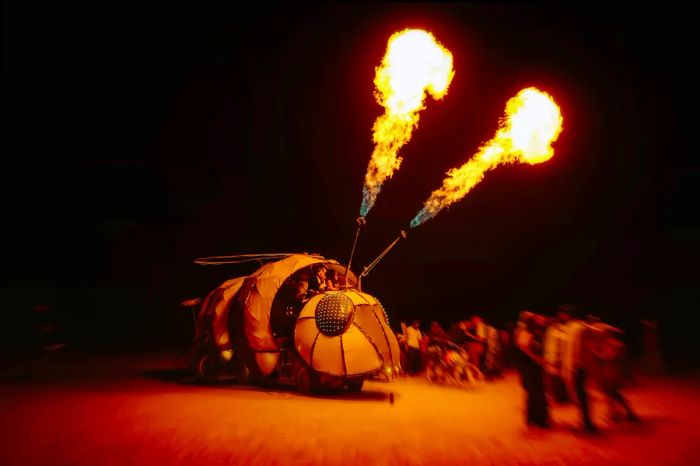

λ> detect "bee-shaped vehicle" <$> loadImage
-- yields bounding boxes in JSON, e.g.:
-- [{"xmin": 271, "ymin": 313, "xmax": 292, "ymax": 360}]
[{"xmin": 188, "ymin": 253, "xmax": 401, "ymax": 392}]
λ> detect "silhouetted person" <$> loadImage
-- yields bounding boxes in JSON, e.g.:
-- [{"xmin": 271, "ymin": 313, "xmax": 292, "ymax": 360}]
[
  {"xmin": 447, "ymin": 320, "xmax": 468, "ymax": 347},
  {"xmin": 514, "ymin": 311, "xmax": 550, "ymax": 428},
  {"xmin": 465, "ymin": 316, "xmax": 486, "ymax": 371},
  {"xmin": 590, "ymin": 323, "xmax": 640, "ymax": 423},
  {"xmin": 543, "ymin": 310, "xmax": 570, "ymax": 403},
  {"xmin": 405, "ymin": 319, "xmax": 424, "ymax": 375},
  {"xmin": 484, "ymin": 322, "xmax": 503, "ymax": 378},
  {"xmin": 561, "ymin": 305, "xmax": 599, "ymax": 433}
]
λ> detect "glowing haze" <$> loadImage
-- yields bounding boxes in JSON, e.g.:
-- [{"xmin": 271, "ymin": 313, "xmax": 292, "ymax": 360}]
[
  {"xmin": 410, "ymin": 87, "xmax": 563, "ymax": 227},
  {"xmin": 359, "ymin": 29, "xmax": 454, "ymax": 217}
]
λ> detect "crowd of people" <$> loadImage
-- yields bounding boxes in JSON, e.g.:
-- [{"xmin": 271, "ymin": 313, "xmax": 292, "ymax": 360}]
[
  {"xmin": 397, "ymin": 315, "xmax": 510, "ymax": 381},
  {"xmin": 396, "ymin": 304, "xmax": 641, "ymax": 433},
  {"xmin": 514, "ymin": 305, "xmax": 640, "ymax": 432}
]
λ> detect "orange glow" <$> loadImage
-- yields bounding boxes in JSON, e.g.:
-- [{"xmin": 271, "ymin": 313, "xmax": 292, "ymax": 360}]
[
  {"xmin": 411, "ymin": 87, "xmax": 563, "ymax": 227},
  {"xmin": 360, "ymin": 29, "xmax": 454, "ymax": 216}
]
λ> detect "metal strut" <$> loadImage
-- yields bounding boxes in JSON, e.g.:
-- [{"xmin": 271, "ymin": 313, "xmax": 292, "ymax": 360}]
[
  {"xmin": 358, "ymin": 230, "xmax": 407, "ymax": 290},
  {"xmin": 344, "ymin": 216, "xmax": 366, "ymax": 289}
]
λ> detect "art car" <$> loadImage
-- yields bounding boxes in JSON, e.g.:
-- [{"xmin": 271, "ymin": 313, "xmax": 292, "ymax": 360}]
[{"xmin": 188, "ymin": 253, "xmax": 401, "ymax": 392}]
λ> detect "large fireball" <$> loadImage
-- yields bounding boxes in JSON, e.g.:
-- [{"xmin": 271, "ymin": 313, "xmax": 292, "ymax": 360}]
[{"xmin": 360, "ymin": 29, "xmax": 454, "ymax": 217}]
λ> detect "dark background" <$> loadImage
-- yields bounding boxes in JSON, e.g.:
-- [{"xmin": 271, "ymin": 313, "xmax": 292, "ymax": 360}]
[{"xmin": 3, "ymin": 3, "xmax": 699, "ymax": 365}]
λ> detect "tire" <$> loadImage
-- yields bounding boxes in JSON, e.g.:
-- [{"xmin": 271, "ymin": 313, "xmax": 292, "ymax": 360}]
[
  {"xmin": 232, "ymin": 359, "xmax": 250, "ymax": 384},
  {"xmin": 454, "ymin": 366, "xmax": 472, "ymax": 388},
  {"xmin": 429, "ymin": 364, "xmax": 447, "ymax": 384},
  {"xmin": 462, "ymin": 363, "xmax": 485, "ymax": 388},
  {"xmin": 425, "ymin": 363, "xmax": 434, "ymax": 383},
  {"xmin": 346, "ymin": 378, "xmax": 364, "ymax": 392},
  {"xmin": 295, "ymin": 365, "xmax": 317, "ymax": 393},
  {"xmin": 194, "ymin": 353, "xmax": 224, "ymax": 382}
]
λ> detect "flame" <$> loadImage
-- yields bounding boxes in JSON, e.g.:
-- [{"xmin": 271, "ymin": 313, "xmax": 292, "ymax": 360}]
[
  {"xmin": 360, "ymin": 29, "xmax": 454, "ymax": 217},
  {"xmin": 410, "ymin": 87, "xmax": 563, "ymax": 227}
]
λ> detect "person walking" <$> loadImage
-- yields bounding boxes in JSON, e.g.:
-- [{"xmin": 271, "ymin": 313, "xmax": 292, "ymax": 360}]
[
  {"xmin": 514, "ymin": 311, "xmax": 550, "ymax": 428},
  {"xmin": 468, "ymin": 315, "xmax": 487, "ymax": 371},
  {"xmin": 593, "ymin": 324, "xmax": 641, "ymax": 423},
  {"xmin": 543, "ymin": 310, "xmax": 570, "ymax": 403},
  {"xmin": 561, "ymin": 305, "xmax": 600, "ymax": 433},
  {"xmin": 484, "ymin": 322, "xmax": 502, "ymax": 379}
]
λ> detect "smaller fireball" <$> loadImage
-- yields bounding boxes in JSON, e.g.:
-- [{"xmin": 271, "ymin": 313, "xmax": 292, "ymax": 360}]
[{"xmin": 411, "ymin": 87, "xmax": 563, "ymax": 227}]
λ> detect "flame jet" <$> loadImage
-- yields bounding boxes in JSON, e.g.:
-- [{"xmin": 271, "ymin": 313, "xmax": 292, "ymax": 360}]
[
  {"xmin": 359, "ymin": 29, "xmax": 454, "ymax": 217},
  {"xmin": 410, "ymin": 87, "xmax": 563, "ymax": 227}
]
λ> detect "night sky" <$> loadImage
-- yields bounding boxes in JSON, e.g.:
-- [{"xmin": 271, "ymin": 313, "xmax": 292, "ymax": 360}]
[{"xmin": 3, "ymin": 3, "xmax": 699, "ymax": 362}]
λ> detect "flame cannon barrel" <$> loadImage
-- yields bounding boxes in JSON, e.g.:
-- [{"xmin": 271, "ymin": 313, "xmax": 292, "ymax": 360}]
[
  {"xmin": 358, "ymin": 230, "xmax": 407, "ymax": 289},
  {"xmin": 345, "ymin": 217, "xmax": 367, "ymax": 289}
]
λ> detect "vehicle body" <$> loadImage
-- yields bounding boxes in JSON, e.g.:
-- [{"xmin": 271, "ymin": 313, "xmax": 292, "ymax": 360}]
[{"xmin": 189, "ymin": 253, "xmax": 401, "ymax": 392}]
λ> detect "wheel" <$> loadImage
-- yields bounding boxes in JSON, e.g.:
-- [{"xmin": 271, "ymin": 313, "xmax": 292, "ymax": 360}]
[
  {"xmin": 295, "ymin": 365, "xmax": 318, "ymax": 393},
  {"xmin": 446, "ymin": 368, "xmax": 462, "ymax": 387},
  {"xmin": 462, "ymin": 362, "xmax": 485, "ymax": 388},
  {"xmin": 230, "ymin": 357, "xmax": 250, "ymax": 384},
  {"xmin": 453, "ymin": 366, "xmax": 472, "ymax": 388},
  {"xmin": 346, "ymin": 378, "xmax": 364, "ymax": 392},
  {"xmin": 194, "ymin": 353, "xmax": 224, "ymax": 382},
  {"xmin": 425, "ymin": 364, "xmax": 436, "ymax": 382},
  {"xmin": 426, "ymin": 363, "xmax": 447, "ymax": 384}
]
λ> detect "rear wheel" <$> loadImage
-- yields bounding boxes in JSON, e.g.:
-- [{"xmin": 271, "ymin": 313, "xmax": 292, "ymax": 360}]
[{"xmin": 295, "ymin": 365, "xmax": 319, "ymax": 393}]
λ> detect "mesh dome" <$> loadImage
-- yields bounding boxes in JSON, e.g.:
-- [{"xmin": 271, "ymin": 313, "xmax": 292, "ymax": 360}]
[{"xmin": 315, "ymin": 292, "xmax": 355, "ymax": 336}]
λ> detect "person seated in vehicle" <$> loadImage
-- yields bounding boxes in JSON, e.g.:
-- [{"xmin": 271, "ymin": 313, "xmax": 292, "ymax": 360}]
[
  {"xmin": 325, "ymin": 269, "xmax": 340, "ymax": 291},
  {"xmin": 306, "ymin": 264, "xmax": 328, "ymax": 297},
  {"xmin": 271, "ymin": 279, "xmax": 308, "ymax": 339}
]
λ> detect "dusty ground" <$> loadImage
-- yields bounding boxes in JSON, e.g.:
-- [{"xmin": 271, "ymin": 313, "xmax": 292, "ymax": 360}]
[{"xmin": 1, "ymin": 352, "xmax": 699, "ymax": 466}]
